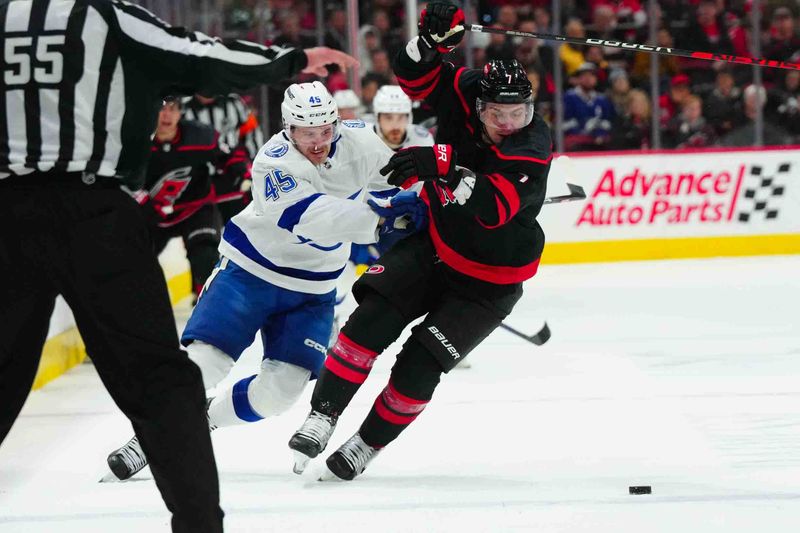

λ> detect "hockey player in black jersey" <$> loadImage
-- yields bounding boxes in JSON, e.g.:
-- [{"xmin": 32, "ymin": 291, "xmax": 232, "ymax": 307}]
[
  {"xmin": 289, "ymin": 1, "xmax": 553, "ymax": 480},
  {"xmin": 134, "ymin": 97, "xmax": 241, "ymax": 298}
]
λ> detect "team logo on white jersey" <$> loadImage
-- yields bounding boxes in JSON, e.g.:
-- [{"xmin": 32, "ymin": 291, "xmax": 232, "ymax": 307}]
[
  {"xmin": 265, "ymin": 143, "xmax": 289, "ymax": 158},
  {"xmin": 342, "ymin": 120, "xmax": 366, "ymax": 128}
]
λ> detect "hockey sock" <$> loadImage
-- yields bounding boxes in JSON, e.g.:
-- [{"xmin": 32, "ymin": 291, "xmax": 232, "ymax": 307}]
[
  {"xmin": 208, "ymin": 360, "xmax": 310, "ymax": 427},
  {"xmin": 311, "ymin": 291, "xmax": 408, "ymax": 417},
  {"xmin": 359, "ymin": 337, "xmax": 443, "ymax": 448}
]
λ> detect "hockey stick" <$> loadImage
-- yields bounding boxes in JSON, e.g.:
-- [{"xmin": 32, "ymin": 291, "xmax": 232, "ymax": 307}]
[
  {"xmin": 467, "ymin": 24, "xmax": 800, "ymax": 72},
  {"xmin": 500, "ymin": 321, "xmax": 551, "ymax": 346},
  {"xmin": 543, "ymin": 182, "xmax": 586, "ymax": 205}
]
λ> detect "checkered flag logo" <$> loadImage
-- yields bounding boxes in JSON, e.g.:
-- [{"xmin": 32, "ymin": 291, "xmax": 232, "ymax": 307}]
[{"xmin": 737, "ymin": 163, "xmax": 790, "ymax": 222}]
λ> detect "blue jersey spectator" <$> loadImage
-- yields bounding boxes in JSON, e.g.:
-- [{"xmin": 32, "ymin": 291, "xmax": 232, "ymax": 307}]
[{"xmin": 563, "ymin": 62, "xmax": 616, "ymax": 150}]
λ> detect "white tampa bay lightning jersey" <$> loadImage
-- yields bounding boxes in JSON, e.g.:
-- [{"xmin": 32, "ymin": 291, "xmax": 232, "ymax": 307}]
[
  {"xmin": 371, "ymin": 123, "xmax": 435, "ymax": 151},
  {"xmin": 219, "ymin": 120, "xmax": 396, "ymax": 294}
]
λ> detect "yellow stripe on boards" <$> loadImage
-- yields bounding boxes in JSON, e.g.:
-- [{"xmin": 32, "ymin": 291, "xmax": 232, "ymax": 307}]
[
  {"xmin": 542, "ymin": 234, "xmax": 800, "ymax": 264},
  {"xmin": 32, "ymin": 270, "xmax": 194, "ymax": 390}
]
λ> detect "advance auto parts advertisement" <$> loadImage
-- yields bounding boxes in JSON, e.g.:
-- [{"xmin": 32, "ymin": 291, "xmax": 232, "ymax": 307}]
[{"xmin": 537, "ymin": 148, "xmax": 800, "ymax": 260}]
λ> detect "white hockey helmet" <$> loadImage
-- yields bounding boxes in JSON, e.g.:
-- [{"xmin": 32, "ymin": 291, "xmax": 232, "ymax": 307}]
[
  {"xmin": 281, "ymin": 81, "xmax": 339, "ymax": 130},
  {"xmin": 372, "ymin": 85, "xmax": 412, "ymax": 117},
  {"xmin": 333, "ymin": 89, "xmax": 361, "ymax": 110}
]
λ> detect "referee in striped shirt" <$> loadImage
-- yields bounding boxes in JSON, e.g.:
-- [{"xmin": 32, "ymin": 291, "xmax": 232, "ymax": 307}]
[{"xmin": 0, "ymin": 1, "xmax": 355, "ymax": 531}]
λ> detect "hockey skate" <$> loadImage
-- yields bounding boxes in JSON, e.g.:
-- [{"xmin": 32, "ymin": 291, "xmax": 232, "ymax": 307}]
[
  {"xmin": 103, "ymin": 398, "xmax": 216, "ymax": 482},
  {"xmin": 106, "ymin": 434, "xmax": 148, "ymax": 481},
  {"xmin": 320, "ymin": 432, "xmax": 380, "ymax": 481},
  {"xmin": 288, "ymin": 410, "xmax": 337, "ymax": 474}
]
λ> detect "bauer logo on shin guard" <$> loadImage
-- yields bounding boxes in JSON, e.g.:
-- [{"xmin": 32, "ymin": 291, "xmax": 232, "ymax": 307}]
[{"xmin": 427, "ymin": 326, "xmax": 460, "ymax": 359}]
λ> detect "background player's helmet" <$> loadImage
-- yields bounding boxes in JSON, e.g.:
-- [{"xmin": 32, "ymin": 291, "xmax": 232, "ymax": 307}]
[
  {"xmin": 476, "ymin": 59, "xmax": 534, "ymax": 129},
  {"xmin": 333, "ymin": 89, "xmax": 361, "ymax": 110},
  {"xmin": 372, "ymin": 85, "xmax": 413, "ymax": 119},
  {"xmin": 281, "ymin": 81, "xmax": 339, "ymax": 131},
  {"xmin": 161, "ymin": 95, "xmax": 183, "ymax": 110}
]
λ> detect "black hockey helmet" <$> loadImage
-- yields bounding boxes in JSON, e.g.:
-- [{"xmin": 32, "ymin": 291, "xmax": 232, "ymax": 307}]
[
  {"xmin": 479, "ymin": 59, "xmax": 532, "ymax": 103},
  {"xmin": 476, "ymin": 60, "xmax": 534, "ymax": 130},
  {"xmin": 161, "ymin": 95, "xmax": 183, "ymax": 110}
]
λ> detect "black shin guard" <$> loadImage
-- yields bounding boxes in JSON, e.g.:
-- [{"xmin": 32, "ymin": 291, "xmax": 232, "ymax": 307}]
[{"xmin": 359, "ymin": 337, "xmax": 443, "ymax": 448}]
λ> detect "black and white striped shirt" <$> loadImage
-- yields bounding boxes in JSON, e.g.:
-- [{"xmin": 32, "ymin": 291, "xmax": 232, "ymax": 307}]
[
  {"xmin": 0, "ymin": 0, "xmax": 306, "ymax": 186},
  {"xmin": 183, "ymin": 94, "xmax": 265, "ymax": 160}
]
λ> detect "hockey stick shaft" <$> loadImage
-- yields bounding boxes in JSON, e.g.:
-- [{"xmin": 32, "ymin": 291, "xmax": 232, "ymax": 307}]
[{"xmin": 467, "ymin": 24, "xmax": 800, "ymax": 72}]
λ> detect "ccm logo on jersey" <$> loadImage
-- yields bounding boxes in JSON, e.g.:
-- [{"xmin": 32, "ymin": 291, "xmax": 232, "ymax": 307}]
[
  {"xmin": 427, "ymin": 326, "xmax": 460, "ymax": 359},
  {"xmin": 304, "ymin": 338, "xmax": 327, "ymax": 354},
  {"xmin": 366, "ymin": 265, "xmax": 385, "ymax": 274}
]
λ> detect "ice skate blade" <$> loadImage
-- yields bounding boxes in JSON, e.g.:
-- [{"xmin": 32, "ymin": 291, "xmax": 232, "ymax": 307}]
[
  {"xmin": 98, "ymin": 470, "xmax": 124, "ymax": 483},
  {"xmin": 318, "ymin": 465, "xmax": 346, "ymax": 482},
  {"xmin": 293, "ymin": 451, "xmax": 311, "ymax": 475}
]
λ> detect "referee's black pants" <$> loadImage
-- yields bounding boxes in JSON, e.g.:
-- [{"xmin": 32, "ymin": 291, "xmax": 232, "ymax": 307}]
[{"xmin": 0, "ymin": 174, "xmax": 223, "ymax": 533}]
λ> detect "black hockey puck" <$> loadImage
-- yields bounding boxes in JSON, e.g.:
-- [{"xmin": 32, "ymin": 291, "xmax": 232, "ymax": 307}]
[{"xmin": 629, "ymin": 485, "xmax": 652, "ymax": 495}]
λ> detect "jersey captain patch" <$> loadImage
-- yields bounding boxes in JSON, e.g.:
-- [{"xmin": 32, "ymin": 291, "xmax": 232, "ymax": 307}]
[{"xmin": 265, "ymin": 143, "xmax": 289, "ymax": 158}]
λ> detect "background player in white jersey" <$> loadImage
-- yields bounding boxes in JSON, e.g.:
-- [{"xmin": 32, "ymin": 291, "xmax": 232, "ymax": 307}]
[
  {"xmin": 105, "ymin": 82, "xmax": 427, "ymax": 481},
  {"xmin": 371, "ymin": 85, "xmax": 435, "ymax": 151},
  {"xmin": 336, "ymin": 85, "xmax": 437, "ymax": 327},
  {"xmin": 333, "ymin": 89, "xmax": 363, "ymax": 120}
]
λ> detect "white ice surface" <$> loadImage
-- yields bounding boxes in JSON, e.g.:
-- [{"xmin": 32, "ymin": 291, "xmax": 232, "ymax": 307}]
[{"xmin": 2, "ymin": 255, "xmax": 800, "ymax": 532}]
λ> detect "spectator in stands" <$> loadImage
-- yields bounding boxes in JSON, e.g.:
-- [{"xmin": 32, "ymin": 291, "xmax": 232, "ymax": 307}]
[
  {"xmin": 485, "ymin": 25, "xmax": 516, "ymax": 61},
  {"xmin": 665, "ymin": 94, "xmax": 717, "ymax": 148},
  {"xmin": 534, "ymin": 6, "xmax": 552, "ymax": 35},
  {"xmin": 764, "ymin": 6, "xmax": 800, "ymax": 63},
  {"xmin": 703, "ymin": 67, "xmax": 743, "ymax": 137},
  {"xmin": 610, "ymin": 88, "xmax": 651, "ymax": 150},
  {"xmin": 528, "ymin": 70, "xmax": 553, "ymax": 124},
  {"xmin": 368, "ymin": 49, "xmax": 395, "ymax": 81},
  {"xmin": 497, "ymin": 5, "xmax": 519, "ymax": 29},
  {"xmin": 560, "ymin": 18, "xmax": 587, "ymax": 75},
  {"xmin": 361, "ymin": 72, "xmax": 389, "ymax": 116},
  {"xmin": 607, "ymin": 68, "xmax": 632, "ymax": 117},
  {"xmin": 563, "ymin": 62, "xmax": 616, "ymax": 150},
  {"xmin": 272, "ymin": 11, "xmax": 316, "ymax": 48},
  {"xmin": 659, "ymin": 73, "xmax": 693, "ymax": 128},
  {"xmin": 769, "ymin": 70, "xmax": 800, "ymax": 137},
  {"xmin": 724, "ymin": 11, "xmax": 749, "ymax": 58},
  {"xmin": 631, "ymin": 27, "xmax": 680, "ymax": 86},
  {"xmin": 372, "ymin": 9, "xmax": 404, "ymax": 58},
  {"xmin": 720, "ymin": 84, "xmax": 794, "ymax": 147},
  {"xmin": 584, "ymin": 45, "xmax": 610, "ymax": 91},
  {"xmin": 325, "ymin": 6, "xmax": 348, "ymax": 50},
  {"xmin": 358, "ymin": 25, "xmax": 382, "ymax": 76},
  {"xmin": 680, "ymin": 0, "xmax": 734, "ymax": 85}
]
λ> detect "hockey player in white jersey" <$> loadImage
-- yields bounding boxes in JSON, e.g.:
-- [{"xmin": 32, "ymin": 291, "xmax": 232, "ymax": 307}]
[
  {"xmin": 336, "ymin": 86, "xmax": 436, "ymax": 324},
  {"xmin": 104, "ymin": 82, "xmax": 427, "ymax": 481},
  {"xmin": 371, "ymin": 85, "xmax": 434, "ymax": 151}
]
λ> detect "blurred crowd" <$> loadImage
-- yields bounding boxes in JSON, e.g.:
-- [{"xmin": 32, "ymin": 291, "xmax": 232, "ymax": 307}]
[{"xmin": 147, "ymin": 0, "xmax": 800, "ymax": 151}]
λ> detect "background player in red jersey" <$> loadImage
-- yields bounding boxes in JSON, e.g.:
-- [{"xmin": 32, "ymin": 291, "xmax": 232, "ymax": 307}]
[
  {"xmin": 289, "ymin": 1, "xmax": 554, "ymax": 481},
  {"xmin": 132, "ymin": 97, "xmax": 247, "ymax": 298}
]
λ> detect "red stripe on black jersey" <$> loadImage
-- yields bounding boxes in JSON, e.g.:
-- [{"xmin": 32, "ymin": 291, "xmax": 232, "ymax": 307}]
[
  {"xmin": 490, "ymin": 145, "xmax": 553, "ymax": 165},
  {"xmin": 427, "ymin": 215, "xmax": 540, "ymax": 284},
  {"xmin": 453, "ymin": 68, "xmax": 474, "ymax": 134},
  {"xmin": 483, "ymin": 173, "xmax": 521, "ymax": 226},
  {"xmin": 396, "ymin": 64, "xmax": 442, "ymax": 88}
]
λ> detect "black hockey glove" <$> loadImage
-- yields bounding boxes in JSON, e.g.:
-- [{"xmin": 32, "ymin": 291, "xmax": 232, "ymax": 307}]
[
  {"xmin": 418, "ymin": 1, "xmax": 466, "ymax": 54},
  {"xmin": 379, "ymin": 145, "xmax": 461, "ymax": 189}
]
